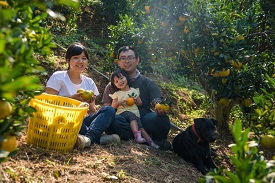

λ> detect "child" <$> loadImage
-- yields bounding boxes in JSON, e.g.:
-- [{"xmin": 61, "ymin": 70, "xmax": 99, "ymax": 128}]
[{"xmin": 109, "ymin": 69, "xmax": 159, "ymax": 149}]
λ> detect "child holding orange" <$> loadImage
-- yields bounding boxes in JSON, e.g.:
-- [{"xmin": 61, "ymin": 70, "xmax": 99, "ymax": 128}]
[{"xmin": 109, "ymin": 69, "xmax": 159, "ymax": 149}]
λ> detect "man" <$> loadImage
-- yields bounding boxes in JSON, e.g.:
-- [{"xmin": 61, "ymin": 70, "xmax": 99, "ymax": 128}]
[{"xmin": 103, "ymin": 46, "xmax": 171, "ymax": 150}]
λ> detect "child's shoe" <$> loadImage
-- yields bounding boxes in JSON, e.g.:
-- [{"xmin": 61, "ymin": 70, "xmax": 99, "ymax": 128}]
[{"xmin": 134, "ymin": 131, "xmax": 146, "ymax": 143}]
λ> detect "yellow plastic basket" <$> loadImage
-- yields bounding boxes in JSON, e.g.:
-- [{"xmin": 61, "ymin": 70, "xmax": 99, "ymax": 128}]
[{"xmin": 27, "ymin": 93, "xmax": 88, "ymax": 152}]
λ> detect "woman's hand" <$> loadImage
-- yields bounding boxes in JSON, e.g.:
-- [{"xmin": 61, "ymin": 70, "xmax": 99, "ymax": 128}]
[
  {"xmin": 71, "ymin": 93, "xmax": 83, "ymax": 101},
  {"xmin": 71, "ymin": 93, "xmax": 96, "ymax": 103}
]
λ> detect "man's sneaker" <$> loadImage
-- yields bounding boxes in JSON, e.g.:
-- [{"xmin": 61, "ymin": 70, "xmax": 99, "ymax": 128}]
[
  {"xmin": 100, "ymin": 134, "xmax": 121, "ymax": 145},
  {"xmin": 76, "ymin": 134, "xmax": 91, "ymax": 150},
  {"xmin": 154, "ymin": 139, "xmax": 172, "ymax": 150}
]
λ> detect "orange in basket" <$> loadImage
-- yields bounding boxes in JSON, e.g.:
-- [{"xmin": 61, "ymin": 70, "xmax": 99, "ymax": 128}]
[{"xmin": 27, "ymin": 93, "xmax": 88, "ymax": 152}]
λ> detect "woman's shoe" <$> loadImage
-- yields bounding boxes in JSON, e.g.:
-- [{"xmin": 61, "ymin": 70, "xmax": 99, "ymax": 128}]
[{"xmin": 76, "ymin": 134, "xmax": 91, "ymax": 150}]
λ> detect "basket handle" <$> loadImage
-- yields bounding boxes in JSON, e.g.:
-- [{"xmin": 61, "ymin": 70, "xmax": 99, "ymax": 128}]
[{"xmin": 78, "ymin": 102, "xmax": 89, "ymax": 108}]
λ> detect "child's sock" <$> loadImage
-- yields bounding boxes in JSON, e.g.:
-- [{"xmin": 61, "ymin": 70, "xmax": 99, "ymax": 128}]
[
  {"xmin": 147, "ymin": 139, "xmax": 160, "ymax": 149},
  {"xmin": 134, "ymin": 131, "xmax": 146, "ymax": 143}
]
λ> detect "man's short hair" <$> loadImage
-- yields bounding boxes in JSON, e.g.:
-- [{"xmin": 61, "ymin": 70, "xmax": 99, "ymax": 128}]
[{"xmin": 117, "ymin": 46, "xmax": 138, "ymax": 59}]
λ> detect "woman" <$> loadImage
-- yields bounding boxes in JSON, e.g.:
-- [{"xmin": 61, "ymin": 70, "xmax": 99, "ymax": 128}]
[{"xmin": 45, "ymin": 42, "xmax": 120, "ymax": 150}]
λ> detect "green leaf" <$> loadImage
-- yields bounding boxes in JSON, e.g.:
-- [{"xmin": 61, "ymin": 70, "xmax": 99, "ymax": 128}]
[
  {"xmin": 231, "ymin": 120, "xmax": 242, "ymax": 142},
  {"xmin": 0, "ymin": 120, "xmax": 11, "ymax": 134},
  {"xmin": 241, "ymin": 129, "xmax": 250, "ymax": 145},
  {"xmin": 230, "ymin": 156, "xmax": 241, "ymax": 167},
  {"xmin": 227, "ymin": 172, "xmax": 241, "ymax": 183},
  {"xmin": 0, "ymin": 39, "xmax": 6, "ymax": 54},
  {"xmin": 2, "ymin": 76, "xmax": 43, "ymax": 92},
  {"xmin": 204, "ymin": 175, "xmax": 228, "ymax": 182}
]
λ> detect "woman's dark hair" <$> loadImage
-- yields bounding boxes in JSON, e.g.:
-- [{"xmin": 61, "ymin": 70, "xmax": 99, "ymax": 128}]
[
  {"xmin": 66, "ymin": 42, "xmax": 89, "ymax": 69},
  {"xmin": 117, "ymin": 46, "xmax": 138, "ymax": 59},
  {"xmin": 110, "ymin": 69, "xmax": 131, "ymax": 91}
]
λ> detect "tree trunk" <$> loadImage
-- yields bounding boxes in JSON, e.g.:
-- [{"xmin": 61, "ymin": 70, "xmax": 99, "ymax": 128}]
[{"xmin": 214, "ymin": 100, "xmax": 235, "ymax": 134}]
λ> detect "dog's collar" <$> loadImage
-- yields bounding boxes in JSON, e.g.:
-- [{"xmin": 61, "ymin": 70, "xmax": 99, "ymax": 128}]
[{"xmin": 192, "ymin": 124, "xmax": 203, "ymax": 143}]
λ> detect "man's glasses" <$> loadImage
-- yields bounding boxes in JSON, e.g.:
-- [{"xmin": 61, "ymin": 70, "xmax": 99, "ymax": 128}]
[{"xmin": 118, "ymin": 56, "xmax": 136, "ymax": 62}]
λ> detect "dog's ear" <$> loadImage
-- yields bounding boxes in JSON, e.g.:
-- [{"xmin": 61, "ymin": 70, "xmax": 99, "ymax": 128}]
[
  {"xmin": 211, "ymin": 118, "xmax": 219, "ymax": 127},
  {"xmin": 194, "ymin": 118, "xmax": 204, "ymax": 128}
]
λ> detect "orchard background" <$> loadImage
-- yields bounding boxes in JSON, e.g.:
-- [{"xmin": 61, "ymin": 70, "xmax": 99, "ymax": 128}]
[{"xmin": 0, "ymin": 0, "xmax": 274, "ymax": 182}]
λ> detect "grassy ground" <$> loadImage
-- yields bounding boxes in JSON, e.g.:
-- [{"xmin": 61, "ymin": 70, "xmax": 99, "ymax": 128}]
[{"xmin": 1, "ymin": 129, "xmax": 203, "ymax": 183}]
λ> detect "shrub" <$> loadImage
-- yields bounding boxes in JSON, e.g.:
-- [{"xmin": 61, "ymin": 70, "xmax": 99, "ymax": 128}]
[
  {"xmin": 200, "ymin": 120, "xmax": 275, "ymax": 183},
  {"xmin": 0, "ymin": 0, "xmax": 78, "ymax": 162}
]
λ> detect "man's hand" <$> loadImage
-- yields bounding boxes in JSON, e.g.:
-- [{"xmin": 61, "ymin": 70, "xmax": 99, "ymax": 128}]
[
  {"xmin": 154, "ymin": 106, "xmax": 166, "ymax": 116},
  {"xmin": 88, "ymin": 99, "xmax": 97, "ymax": 114}
]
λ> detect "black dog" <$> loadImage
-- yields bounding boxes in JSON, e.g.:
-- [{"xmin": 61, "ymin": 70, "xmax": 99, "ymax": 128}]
[{"xmin": 172, "ymin": 118, "xmax": 218, "ymax": 175}]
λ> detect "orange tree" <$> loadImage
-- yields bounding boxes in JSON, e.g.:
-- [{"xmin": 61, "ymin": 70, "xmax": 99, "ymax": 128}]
[
  {"xmin": 0, "ymin": 0, "xmax": 78, "ymax": 162},
  {"xmin": 108, "ymin": 0, "xmax": 275, "ymax": 133}
]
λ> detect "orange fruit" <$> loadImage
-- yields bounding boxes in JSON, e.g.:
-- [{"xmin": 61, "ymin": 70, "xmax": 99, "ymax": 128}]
[
  {"xmin": 218, "ymin": 98, "xmax": 230, "ymax": 106},
  {"xmin": 260, "ymin": 135, "xmax": 275, "ymax": 149},
  {"xmin": 222, "ymin": 78, "xmax": 227, "ymax": 84},
  {"xmin": 110, "ymin": 51, "xmax": 114, "ymax": 58},
  {"xmin": 161, "ymin": 21, "xmax": 167, "ymax": 27},
  {"xmin": 0, "ymin": 1, "xmax": 9, "ymax": 8},
  {"xmin": 0, "ymin": 136, "xmax": 17, "ymax": 152},
  {"xmin": 126, "ymin": 97, "xmax": 135, "ymax": 106},
  {"xmin": 34, "ymin": 10, "xmax": 41, "ymax": 15},
  {"xmin": 211, "ymin": 69, "xmax": 220, "ymax": 77},
  {"xmin": 194, "ymin": 48, "xmax": 200, "ymax": 54},
  {"xmin": 151, "ymin": 55, "xmax": 157, "ymax": 62},
  {"xmin": 181, "ymin": 49, "xmax": 186, "ymax": 55},
  {"xmin": 219, "ymin": 69, "xmax": 230, "ymax": 77},
  {"xmin": 82, "ymin": 90, "xmax": 94, "ymax": 101},
  {"xmin": 212, "ymin": 68, "xmax": 230, "ymax": 77},
  {"xmin": 77, "ymin": 89, "xmax": 94, "ymax": 101},
  {"xmin": 171, "ymin": 56, "xmax": 177, "ymax": 60},
  {"xmin": 232, "ymin": 60, "xmax": 243, "ymax": 68},
  {"xmin": 230, "ymin": 12, "xmax": 237, "ymax": 18},
  {"xmin": 236, "ymin": 35, "xmax": 245, "ymax": 41},
  {"xmin": 155, "ymin": 103, "xmax": 170, "ymax": 112},
  {"xmin": 242, "ymin": 98, "xmax": 253, "ymax": 107},
  {"xmin": 0, "ymin": 100, "xmax": 12, "ymax": 119},
  {"xmin": 179, "ymin": 16, "xmax": 186, "ymax": 22},
  {"xmin": 77, "ymin": 88, "xmax": 85, "ymax": 93},
  {"xmin": 214, "ymin": 52, "xmax": 220, "ymax": 56},
  {"xmin": 183, "ymin": 27, "xmax": 189, "ymax": 33},
  {"xmin": 144, "ymin": 6, "xmax": 150, "ymax": 14}
]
